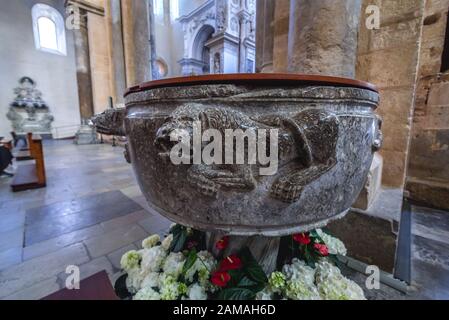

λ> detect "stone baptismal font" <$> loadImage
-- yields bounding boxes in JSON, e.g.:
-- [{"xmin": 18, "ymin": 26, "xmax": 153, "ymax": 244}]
[
  {"xmin": 91, "ymin": 1, "xmax": 385, "ymax": 300},
  {"xmin": 93, "ymin": 73, "xmax": 381, "ymax": 272}
]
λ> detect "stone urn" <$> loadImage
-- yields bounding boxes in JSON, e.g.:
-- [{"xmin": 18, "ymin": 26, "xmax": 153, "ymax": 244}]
[{"xmin": 93, "ymin": 74, "xmax": 381, "ymax": 238}]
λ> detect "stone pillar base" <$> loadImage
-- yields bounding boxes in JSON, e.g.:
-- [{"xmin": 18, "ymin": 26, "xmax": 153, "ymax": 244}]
[
  {"xmin": 74, "ymin": 125, "xmax": 98, "ymax": 145},
  {"xmin": 327, "ymin": 187, "xmax": 403, "ymax": 273},
  {"xmin": 353, "ymin": 153, "xmax": 383, "ymax": 210},
  {"xmin": 406, "ymin": 178, "xmax": 449, "ymax": 211}
]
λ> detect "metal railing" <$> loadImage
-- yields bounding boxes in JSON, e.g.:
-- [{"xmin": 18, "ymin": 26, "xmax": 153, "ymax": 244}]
[{"xmin": 51, "ymin": 124, "xmax": 82, "ymax": 139}]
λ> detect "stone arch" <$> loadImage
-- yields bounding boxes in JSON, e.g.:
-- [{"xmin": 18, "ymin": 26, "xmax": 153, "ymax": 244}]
[{"xmin": 192, "ymin": 24, "xmax": 215, "ymax": 73}]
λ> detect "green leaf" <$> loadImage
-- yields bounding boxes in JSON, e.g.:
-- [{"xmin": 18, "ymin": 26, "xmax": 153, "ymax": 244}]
[
  {"xmin": 239, "ymin": 247, "xmax": 268, "ymax": 284},
  {"xmin": 217, "ymin": 287, "xmax": 255, "ymax": 300},
  {"xmin": 182, "ymin": 248, "xmax": 197, "ymax": 275},
  {"xmin": 309, "ymin": 229, "xmax": 320, "ymax": 239},
  {"xmin": 170, "ymin": 228, "xmax": 188, "ymax": 252},
  {"xmin": 246, "ymin": 264, "xmax": 268, "ymax": 284},
  {"xmin": 237, "ymin": 276, "xmax": 258, "ymax": 288},
  {"xmin": 237, "ymin": 276, "xmax": 265, "ymax": 293},
  {"xmin": 227, "ymin": 269, "xmax": 245, "ymax": 287},
  {"xmin": 170, "ymin": 224, "xmax": 182, "ymax": 234},
  {"xmin": 114, "ymin": 274, "xmax": 132, "ymax": 300}
]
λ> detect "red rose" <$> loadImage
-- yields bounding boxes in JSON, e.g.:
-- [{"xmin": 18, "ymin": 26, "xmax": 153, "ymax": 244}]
[
  {"xmin": 219, "ymin": 255, "xmax": 242, "ymax": 271},
  {"xmin": 293, "ymin": 233, "xmax": 311, "ymax": 245},
  {"xmin": 314, "ymin": 243, "xmax": 329, "ymax": 256},
  {"xmin": 210, "ymin": 271, "xmax": 231, "ymax": 287},
  {"xmin": 215, "ymin": 236, "xmax": 229, "ymax": 250}
]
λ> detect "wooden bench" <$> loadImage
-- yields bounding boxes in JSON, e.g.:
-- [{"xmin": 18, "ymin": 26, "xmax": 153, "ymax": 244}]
[
  {"xmin": 14, "ymin": 133, "xmax": 34, "ymax": 161},
  {"xmin": 11, "ymin": 133, "xmax": 47, "ymax": 192}
]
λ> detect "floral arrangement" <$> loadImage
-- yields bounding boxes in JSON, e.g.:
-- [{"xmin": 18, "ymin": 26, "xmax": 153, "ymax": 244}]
[{"xmin": 116, "ymin": 224, "xmax": 366, "ymax": 300}]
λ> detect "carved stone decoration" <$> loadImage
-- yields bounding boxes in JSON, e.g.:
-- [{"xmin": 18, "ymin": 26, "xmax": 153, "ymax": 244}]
[
  {"xmin": 215, "ymin": 0, "xmax": 227, "ymax": 33},
  {"xmin": 178, "ymin": 0, "xmax": 255, "ymax": 75},
  {"xmin": 213, "ymin": 53, "xmax": 221, "ymax": 74},
  {"xmin": 230, "ymin": 17, "xmax": 239, "ymax": 33},
  {"xmin": 6, "ymin": 77, "xmax": 54, "ymax": 134},
  {"xmin": 93, "ymin": 75, "xmax": 381, "ymax": 237}
]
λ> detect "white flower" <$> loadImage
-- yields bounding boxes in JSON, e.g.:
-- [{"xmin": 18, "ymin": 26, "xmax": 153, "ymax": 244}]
[
  {"xmin": 134, "ymin": 286, "xmax": 161, "ymax": 300},
  {"xmin": 317, "ymin": 275, "xmax": 366, "ymax": 300},
  {"xmin": 315, "ymin": 259, "xmax": 341, "ymax": 282},
  {"xmin": 142, "ymin": 234, "xmax": 160, "ymax": 249},
  {"xmin": 256, "ymin": 288, "xmax": 274, "ymax": 300},
  {"xmin": 270, "ymin": 259, "xmax": 321, "ymax": 300},
  {"xmin": 187, "ymin": 283, "xmax": 207, "ymax": 300},
  {"xmin": 120, "ymin": 250, "xmax": 141, "ymax": 272},
  {"xmin": 141, "ymin": 246, "xmax": 167, "ymax": 272},
  {"xmin": 126, "ymin": 267, "xmax": 144, "ymax": 294},
  {"xmin": 284, "ymin": 279, "xmax": 321, "ymax": 300},
  {"xmin": 268, "ymin": 272, "xmax": 286, "ymax": 293},
  {"xmin": 159, "ymin": 275, "xmax": 181, "ymax": 300},
  {"xmin": 163, "ymin": 252, "xmax": 186, "ymax": 278},
  {"xmin": 161, "ymin": 234, "xmax": 174, "ymax": 251},
  {"xmin": 184, "ymin": 250, "xmax": 216, "ymax": 288},
  {"xmin": 141, "ymin": 272, "xmax": 160, "ymax": 289},
  {"xmin": 315, "ymin": 259, "xmax": 365, "ymax": 300},
  {"xmin": 316, "ymin": 229, "xmax": 347, "ymax": 256},
  {"xmin": 282, "ymin": 258, "xmax": 315, "ymax": 286}
]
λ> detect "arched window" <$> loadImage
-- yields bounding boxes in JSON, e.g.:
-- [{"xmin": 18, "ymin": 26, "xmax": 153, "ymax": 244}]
[
  {"xmin": 170, "ymin": 0, "xmax": 180, "ymax": 21},
  {"xmin": 32, "ymin": 3, "xmax": 66, "ymax": 55},
  {"xmin": 153, "ymin": 0, "xmax": 164, "ymax": 17}
]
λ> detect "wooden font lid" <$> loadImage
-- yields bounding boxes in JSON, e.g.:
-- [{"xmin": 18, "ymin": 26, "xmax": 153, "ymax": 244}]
[{"xmin": 125, "ymin": 73, "xmax": 378, "ymax": 96}]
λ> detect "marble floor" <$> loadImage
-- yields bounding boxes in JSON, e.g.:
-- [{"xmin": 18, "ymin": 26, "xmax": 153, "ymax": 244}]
[
  {"xmin": 409, "ymin": 206, "xmax": 449, "ymax": 299},
  {"xmin": 0, "ymin": 140, "xmax": 171, "ymax": 299},
  {"xmin": 0, "ymin": 140, "xmax": 448, "ymax": 299}
]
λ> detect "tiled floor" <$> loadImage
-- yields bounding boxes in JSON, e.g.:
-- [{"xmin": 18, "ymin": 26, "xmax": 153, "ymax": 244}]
[
  {"xmin": 0, "ymin": 140, "xmax": 448, "ymax": 299},
  {"xmin": 410, "ymin": 206, "xmax": 449, "ymax": 299},
  {"xmin": 0, "ymin": 140, "xmax": 171, "ymax": 299}
]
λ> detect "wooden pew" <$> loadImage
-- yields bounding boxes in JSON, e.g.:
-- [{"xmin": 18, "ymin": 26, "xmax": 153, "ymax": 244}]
[
  {"xmin": 15, "ymin": 132, "xmax": 34, "ymax": 161},
  {"xmin": 11, "ymin": 134, "xmax": 47, "ymax": 192}
]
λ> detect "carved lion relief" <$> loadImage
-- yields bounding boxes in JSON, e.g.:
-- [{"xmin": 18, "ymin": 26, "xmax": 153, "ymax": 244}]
[{"xmin": 153, "ymin": 104, "xmax": 339, "ymax": 203}]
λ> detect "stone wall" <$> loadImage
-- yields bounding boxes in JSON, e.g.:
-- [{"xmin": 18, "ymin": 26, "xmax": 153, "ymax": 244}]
[
  {"xmin": 406, "ymin": 0, "xmax": 449, "ymax": 210},
  {"xmin": 356, "ymin": 0, "xmax": 426, "ymax": 188},
  {"xmin": 85, "ymin": 0, "xmax": 151, "ymax": 108},
  {"xmin": 0, "ymin": 0, "xmax": 81, "ymax": 139},
  {"xmin": 268, "ymin": 0, "xmax": 430, "ymax": 192},
  {"xmin": 87, "ymin": 6, "xmax": 114, "ymax": 113},
  {"xmin": 256, "ymin": 0, "xmax": 275, "ymax": 72}
]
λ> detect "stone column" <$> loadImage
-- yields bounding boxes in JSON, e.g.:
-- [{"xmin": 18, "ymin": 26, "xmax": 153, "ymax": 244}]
[
  {"xmin": 148, "ymin": 0, "xmax": 158, "ymax": 80},
  {"xmin": 73, "ymin": 8, "xmax": 95, "ymax": 121},
  {"xmin": 120, "ymin": 0, "xmax": 136, "ymax": 86},
  {"xmin": 272, "ymin": 0, "xmax": 290, "ymax": 72},
  {"xmin": 122, "ymin": 0, "xmax": 152, "ymax": 84},
  {"xmin": 255, "ymin": 0, "xmax": 275, "ymax": 73},
  {"xmin": 287, "ymin": 0, "xmax": 362, "ymax": 78},
  {"xmin": 109, "ymin": 0, "xmax": 127, "ymax": 104}
]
